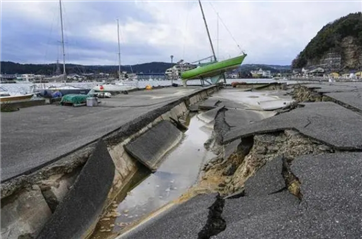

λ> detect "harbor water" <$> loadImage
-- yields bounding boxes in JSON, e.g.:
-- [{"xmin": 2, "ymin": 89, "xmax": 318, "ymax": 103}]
[{"xmin": 0, "ymin": 78, "xmax": 289, "ymax": 95}]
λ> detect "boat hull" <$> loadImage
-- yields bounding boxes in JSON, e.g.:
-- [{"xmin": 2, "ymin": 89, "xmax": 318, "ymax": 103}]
[
  {"xmin": 93, "ymin": 85, "xmax": 136, "ymax": 92},
  {"xmin": 0, "ymin": 94, "xmax": 34, "ymax": 102},
  {"xmin": 181, "ymin": 54, "xmax": 247, "ymax": 80}
]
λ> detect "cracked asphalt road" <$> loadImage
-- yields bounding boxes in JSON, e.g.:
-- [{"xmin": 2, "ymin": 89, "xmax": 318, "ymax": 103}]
[{"xmin": 121, "ymin": 84, "xmax": 362, "ymax": 239}]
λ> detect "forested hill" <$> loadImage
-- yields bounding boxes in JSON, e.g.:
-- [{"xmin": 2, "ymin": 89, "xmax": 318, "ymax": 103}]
[
  {"xmin": 0, "ymin": 61, "xmax": 174, "ymax": 75},
  {"xmin": 292, "ymin": 12, "xmax": 362, "ymax": 71}
]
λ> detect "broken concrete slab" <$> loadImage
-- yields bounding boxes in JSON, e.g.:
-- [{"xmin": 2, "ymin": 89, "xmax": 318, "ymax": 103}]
[
  {"xmin": 197, "ymin": 106, "xmax": 224, "ymax": 124},
  {"xmin": 37, "ymin": 140, "xmax": 115, "ymax": 239},
  {"xmin": 1, "ymin": 185, "xmax": 52, "ymax": 239},
  {"xmin": 39, "ymin": 171, "xmax": 79, "ymax": 212},
  {"xmin": 325, "ymin": 91, "xmax": 362, "ymax": 112},
  {"xmin": 223, "ymin": 139, "xmax": 241, "ymax": 161},
  {"xmin": 224, "ymin": 109, "xmax": 271, "ymax": 128},
  {"xmin": 122, "ymin": 193, "xmax": 219, "ymax": 239},
  {"xmin": 198, "ymin": 98, "xmax": 220, "ymax": 110},
  {"xmin": 217, "ymin": 99, "xmax": 247, "ymax": 110},
  {"xmin": 244, "ymin": 156, "xmax": 285, "ymax": 196},
  {"xmin": 188, "ymin": 104, "xmax": 199, "ymax": 112},
  {"xmin": 124, "ymin": 120, "xmax": 183, "ymax": 172},
  {"xmin": 224, "ymin": 102, "xmax": 362, "ymax": 150},
  {"xmin": 302, "ymin": 83, "xmax": 360, "ymax": 93},
  {"xmin": 258, "ymin": 100, "xmax": 294, "ymax": 111}
]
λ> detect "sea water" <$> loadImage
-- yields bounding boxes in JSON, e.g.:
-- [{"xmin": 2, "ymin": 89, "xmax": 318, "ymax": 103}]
[{"xmin": 0, "ymin": 78, "xmax": 288, "ymax": 94}]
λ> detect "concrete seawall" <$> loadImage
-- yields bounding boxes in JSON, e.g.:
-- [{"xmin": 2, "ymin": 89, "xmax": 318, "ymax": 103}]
[{"xmin": 1, "ymin": 86, "xmax": 219, "ymax": 239}]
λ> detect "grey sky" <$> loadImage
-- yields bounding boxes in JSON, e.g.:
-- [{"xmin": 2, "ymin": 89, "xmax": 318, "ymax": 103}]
[{"xmin": 1, "ymin": 0, "xmax": 361, "ymax": 65}]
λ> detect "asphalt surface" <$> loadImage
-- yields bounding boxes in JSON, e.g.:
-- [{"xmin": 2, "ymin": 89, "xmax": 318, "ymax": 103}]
[
  {"xmin": 1, "ymin": 87, "xmax": 204, "ymax": 182},
  {"xmin": 224, "ymin": 102, "xmax": 362, "ymax": 149},
  {"xmin": 218, "ymin": 152, "xmax": 362, "ymax": 239},
  {"xmin": 122, "ymin": 193, "xmax": 219, "ymax": 239},
  {"xmin": 124, "ymin": 83, "xmax": 362, "ymax": 238},
  {"xmin": 300, "ymin": 82, "xmax": 362, "ymax": 112},
  {"xmin": 128, "ymin": 152, "xmax": 362, "ymax": 239},
  {"xmin": 244, "ymin": 156, "xmax": 285, "ymax": 196},
  {"xmin": 303, "ymin": 82, "xmax": 362, "ymax": 93},
  {"xmin": 325, "ymin": 91, "xmax": 362, "ymax": 111}
]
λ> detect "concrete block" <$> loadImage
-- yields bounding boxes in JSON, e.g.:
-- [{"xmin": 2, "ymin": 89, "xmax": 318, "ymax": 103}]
[
  {"xmin": 1, "ymin": 185, "xmax": 52, "ymax": 239},
  {"xmin": 125, "ymin": 120, "xmax": 183, "ymax": 172},
  {"xmin": 37, "ymin": 140, "xmax": 115, "ymax": 239}
]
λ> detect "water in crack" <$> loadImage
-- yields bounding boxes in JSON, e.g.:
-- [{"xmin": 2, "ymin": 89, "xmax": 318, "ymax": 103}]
[{"xmin": 115, "ymin": 114, "xmax": 216, "ymax": 234}]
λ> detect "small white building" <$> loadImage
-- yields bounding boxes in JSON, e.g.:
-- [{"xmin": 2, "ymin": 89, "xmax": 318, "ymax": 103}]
[
  {"xmin": 250, "ymin": 68, "xmax": 272, "ymax": 78},
  {"xmin": 19, "ymin": 74, "xmax": 35, "ymax": 82}
]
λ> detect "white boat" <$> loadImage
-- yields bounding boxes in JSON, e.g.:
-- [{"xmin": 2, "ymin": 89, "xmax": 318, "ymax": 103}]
[
  {"xmin": 0, "ymin": 87, "xmax": 34, "ymax": 102},
  {"xmin": 93, "ymin": 81, "xmax": 138, "ymax": 92}
]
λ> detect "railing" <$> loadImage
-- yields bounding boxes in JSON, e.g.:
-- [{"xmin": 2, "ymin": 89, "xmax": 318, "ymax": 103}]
[{"xmin": 191, "ymin": 55, "xmax": 215, "ymax": 64}]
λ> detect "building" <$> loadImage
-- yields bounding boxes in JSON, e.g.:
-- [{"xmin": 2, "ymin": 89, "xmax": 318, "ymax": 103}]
[
  {"xmin": 250, "ymin": 68, "xmax": 272, "ymax": 78},
  {"xmin": 0, "ymin": 74, "xmax": 17, "ymax": 83},
  {"xmin": 165, "ymin": 60, "xmax": 196, "ymax": 79},
  {"xmin": 19, "ymin": 74, "xmax": 35, "ymax": 82}
]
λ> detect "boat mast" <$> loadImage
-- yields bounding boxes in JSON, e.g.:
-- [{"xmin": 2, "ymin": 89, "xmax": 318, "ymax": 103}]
[
  {"xmin": 198, "ymin": 0, "xmax": 217, "ymax": 62},
  {"xmin": 117, "ymin": 19, "xmax": 122, "ymax": 81},
  {"xmin": 59, "ymin": 0, "xmax": 66, "ymax": 82},
  {"xmin": 217, "ymin": 12, "xmax": 219, "ymax": 59}
]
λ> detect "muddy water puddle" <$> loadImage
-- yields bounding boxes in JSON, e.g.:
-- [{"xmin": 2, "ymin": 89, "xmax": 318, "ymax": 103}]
[{"xmin": 91, "ymin": 114, "xmax": 216, "ymax": 239}]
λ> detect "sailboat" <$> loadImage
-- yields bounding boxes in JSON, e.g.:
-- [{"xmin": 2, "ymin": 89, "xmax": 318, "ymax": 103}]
[
  {"xmin": 93, "ymin": 19, "xmax": 138, "ymax": 93},
  {"xmin": 0, "ymin": 86, "xmax": 34, "ymax": 102},
  {"xmin": 181, "ymin": 0, "xmax": 247, "ymax": 85},
  {"xmin": 35, "ymin": 0, "xmax": 91, "ymax": 98}
]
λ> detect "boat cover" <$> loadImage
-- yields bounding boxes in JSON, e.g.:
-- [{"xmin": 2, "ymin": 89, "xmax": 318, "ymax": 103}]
[{"xmin": 60, "ymin": 94, "xmax": 88, "ymax": 105}]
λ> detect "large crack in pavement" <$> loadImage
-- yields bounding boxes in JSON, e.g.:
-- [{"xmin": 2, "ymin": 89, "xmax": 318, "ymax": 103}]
[
  {"xmin": 281, "ymin": 155, "xmax": 302, "ymax": 201},
  {"xmin": 199, "ymin": 129, "xmax": 334, "ymax": 197},
  {"xmin": 198, "ymin": 194, "xmax": 226, "ymax": 239}
]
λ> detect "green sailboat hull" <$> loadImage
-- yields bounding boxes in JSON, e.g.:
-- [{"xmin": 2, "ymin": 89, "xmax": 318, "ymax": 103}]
[{"xmin": 181, "ymin": 54, "xmax": 247, "ymax": 80}]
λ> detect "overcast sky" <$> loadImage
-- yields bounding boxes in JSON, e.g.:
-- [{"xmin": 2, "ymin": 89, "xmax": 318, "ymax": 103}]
[{"xmin": 1, "ymin": 0, "xmax": 361, "ymax": 66}]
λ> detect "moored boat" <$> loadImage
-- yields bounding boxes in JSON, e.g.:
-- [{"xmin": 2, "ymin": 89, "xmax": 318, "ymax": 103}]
[
  {"xmin": 35, "ymin": 85, "xmax": 91, "ymax": 98},
  {"xmin": 0, "ymin": 87, "xmax": 34, "ymax": 102},
  {"xmin": 93, "ymin": 81, "xmax": 138, "ymax": 92}
]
